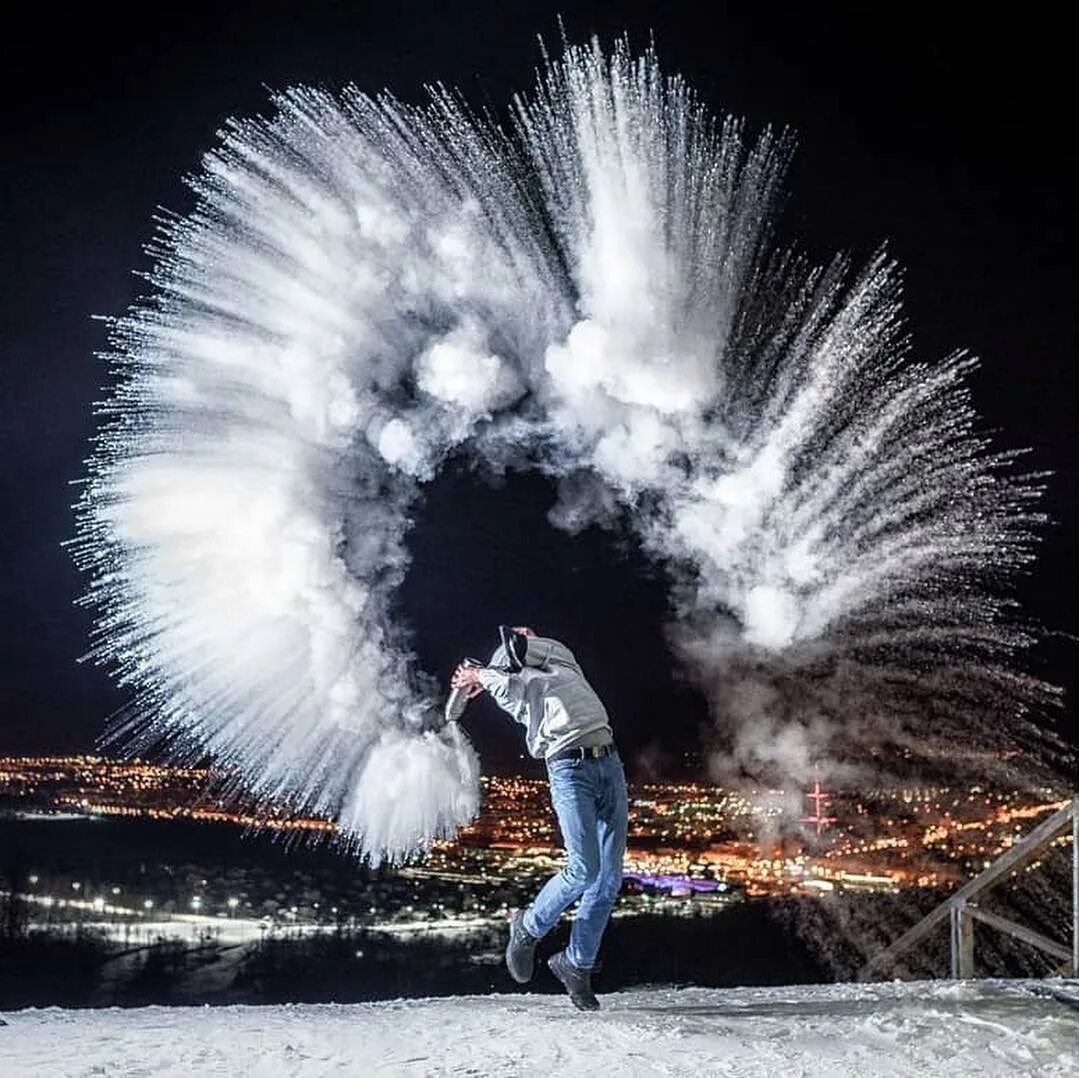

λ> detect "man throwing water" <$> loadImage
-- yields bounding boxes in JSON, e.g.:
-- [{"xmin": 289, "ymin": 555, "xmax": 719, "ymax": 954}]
[{"xmin": 451, "ymin": 626, "xmax": 628, "ymax": 1011}]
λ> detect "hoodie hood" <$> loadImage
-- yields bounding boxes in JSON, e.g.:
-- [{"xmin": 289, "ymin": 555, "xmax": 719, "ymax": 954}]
[{"xmin": 488, "ymin": 633, "xmax": 578, "ymax": 672}]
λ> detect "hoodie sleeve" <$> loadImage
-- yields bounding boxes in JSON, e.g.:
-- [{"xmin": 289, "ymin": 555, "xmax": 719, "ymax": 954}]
[
  {"xmin": 477, "ymin": 666, "xmax": 553, "ymax": 723},
  {"xmin": 476, "ymin": 667, "xmax": 525, "ymax": 717}
]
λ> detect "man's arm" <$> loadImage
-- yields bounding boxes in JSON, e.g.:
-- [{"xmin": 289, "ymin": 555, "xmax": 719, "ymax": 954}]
[
  {"xmin": 475, "ymin": 667, "xmax": 527, "ymax": 717},
  {"xmin": 452, "ymin": 662, "xmax": 550, "ymax": 724}
]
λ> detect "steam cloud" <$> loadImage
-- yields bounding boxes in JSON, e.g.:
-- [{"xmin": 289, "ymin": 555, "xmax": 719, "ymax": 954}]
[{"xmin": 73, "ymin": 40, "xmax": 1061, "ymax": 863}]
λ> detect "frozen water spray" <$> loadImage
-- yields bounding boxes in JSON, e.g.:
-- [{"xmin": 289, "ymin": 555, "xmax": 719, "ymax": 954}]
[{"xmin": 73, "ymin": 39, "xmax": 1062, "ymax": 863}]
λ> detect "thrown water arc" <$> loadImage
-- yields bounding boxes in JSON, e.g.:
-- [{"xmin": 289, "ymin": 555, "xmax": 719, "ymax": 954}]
[{"xmin": 71, "ymin": 37, "xmax": 1057, "ymax": 864}]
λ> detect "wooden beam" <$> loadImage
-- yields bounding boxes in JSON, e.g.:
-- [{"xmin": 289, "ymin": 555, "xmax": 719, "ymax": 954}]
[
  {"xmin": 967, "ymin": 905, "xmax": 1073, "ymax": 967},
  {"xmin": 859, "ymin": 798, "xmax": 1075, "ymax": 980},
  {"xmin": 944, "ymin": 799, "xmax": 1074, "ymax": 900}
]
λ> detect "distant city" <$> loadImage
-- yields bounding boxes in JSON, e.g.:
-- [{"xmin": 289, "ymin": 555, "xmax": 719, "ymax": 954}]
[{"xmin": 1, "ymin": 755, "xmax": 1070, "ymax": 949}]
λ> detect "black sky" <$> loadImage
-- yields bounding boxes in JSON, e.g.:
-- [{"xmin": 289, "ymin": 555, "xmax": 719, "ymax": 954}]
[{"xmin": 2, "ymin": 3, "xmax": 1076, "ymax": 768}]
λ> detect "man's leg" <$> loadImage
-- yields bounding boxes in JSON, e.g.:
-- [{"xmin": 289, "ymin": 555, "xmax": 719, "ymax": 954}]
[
  {"xmin": 566, "ymin": 753, "xmax": 628, "ymax": 969},
  {"xmin": 523, "ymin": 760, "xmax": 600, "ymax": 939}
]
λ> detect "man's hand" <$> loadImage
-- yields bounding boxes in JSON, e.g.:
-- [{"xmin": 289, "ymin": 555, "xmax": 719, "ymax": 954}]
[
  {"xmin": 451, "ymin": 663, "xmax": 486, "ymax": 699},
  {"xmin": 511, "ymin": 626, "xmax": 535, "ymax": 637}
]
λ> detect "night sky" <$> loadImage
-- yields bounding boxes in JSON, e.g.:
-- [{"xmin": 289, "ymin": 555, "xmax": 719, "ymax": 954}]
[{"xmin": 2, "ymin": 4, "xmax": 1076, "ymax": 770}]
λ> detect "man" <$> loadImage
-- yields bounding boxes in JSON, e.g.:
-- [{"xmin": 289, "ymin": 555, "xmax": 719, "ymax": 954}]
[{"xmin": 451, "ymin": 626, "xmax": 628, "ymax": 1011}]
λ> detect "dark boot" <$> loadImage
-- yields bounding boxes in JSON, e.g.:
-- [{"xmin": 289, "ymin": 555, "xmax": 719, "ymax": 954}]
[
  {"xmin": 548, "ymin": 949, "xmax": 599, "ymax": 1011},
  {"xmin": 505, "ymin": 908, "xmax": 539, "ymax": 984}
]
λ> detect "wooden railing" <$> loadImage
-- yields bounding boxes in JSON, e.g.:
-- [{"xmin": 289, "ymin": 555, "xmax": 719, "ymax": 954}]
[{"xmin": 858, "ymin": 796, "xmax": 1078, "ymax": 981}]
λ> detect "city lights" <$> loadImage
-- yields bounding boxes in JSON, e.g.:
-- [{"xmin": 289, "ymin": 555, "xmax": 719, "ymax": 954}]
[{"xmin": 1, "ymin": 755, "xmax": 1072, "ymax": 932}]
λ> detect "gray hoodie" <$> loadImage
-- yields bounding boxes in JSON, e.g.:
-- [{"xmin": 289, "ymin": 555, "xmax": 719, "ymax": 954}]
[{"xmin": 476, "ymin": 635, "xmax": 613, "ymax": 760}]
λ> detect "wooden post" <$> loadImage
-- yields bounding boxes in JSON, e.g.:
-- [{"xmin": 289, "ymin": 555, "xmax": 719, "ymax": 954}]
[
  {"xmin": 1072, "ymin": 798, "xmax": 1078, "ymax": 976},
  {"xmin": 950, "ymin": 900, "xmax": 974, "ymax": 979}
]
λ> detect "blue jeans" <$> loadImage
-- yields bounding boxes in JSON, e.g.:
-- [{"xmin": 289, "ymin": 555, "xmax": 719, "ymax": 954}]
[{"xmin": 522, "ymin": 751, "xmax": 628, "ymax": 970}]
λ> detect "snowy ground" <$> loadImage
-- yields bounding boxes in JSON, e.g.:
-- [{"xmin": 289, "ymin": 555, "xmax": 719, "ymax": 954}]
[{"xmin": 2, "ymin": 980, "xmax": 1076, "ymax": 1077}]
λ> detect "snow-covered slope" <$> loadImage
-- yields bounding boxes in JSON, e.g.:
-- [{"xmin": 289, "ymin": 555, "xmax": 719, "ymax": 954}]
[{"xmin": 3, "ymin": 980, "xmax": 1077, "ymax": 1077}]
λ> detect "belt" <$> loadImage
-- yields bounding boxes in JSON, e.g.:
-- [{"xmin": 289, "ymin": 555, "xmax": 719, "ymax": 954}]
[{"xmin": 547, "ymin": 742, "xmax": 617, "ymax": 764}]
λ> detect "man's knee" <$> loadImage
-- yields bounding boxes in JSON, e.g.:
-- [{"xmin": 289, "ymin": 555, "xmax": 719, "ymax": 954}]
[
  {"xmin": 589, "ymin": 874, "xmax": 622, "ymax": 906},
  {"xmin": 563, "ymin": 854, "xmax": 600, "ymax": 892}
]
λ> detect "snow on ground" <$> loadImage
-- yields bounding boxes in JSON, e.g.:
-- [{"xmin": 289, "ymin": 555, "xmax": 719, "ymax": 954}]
[{"xmin": 2, "ymin": 980, "xmax": 1077, "ymax": 1077}]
